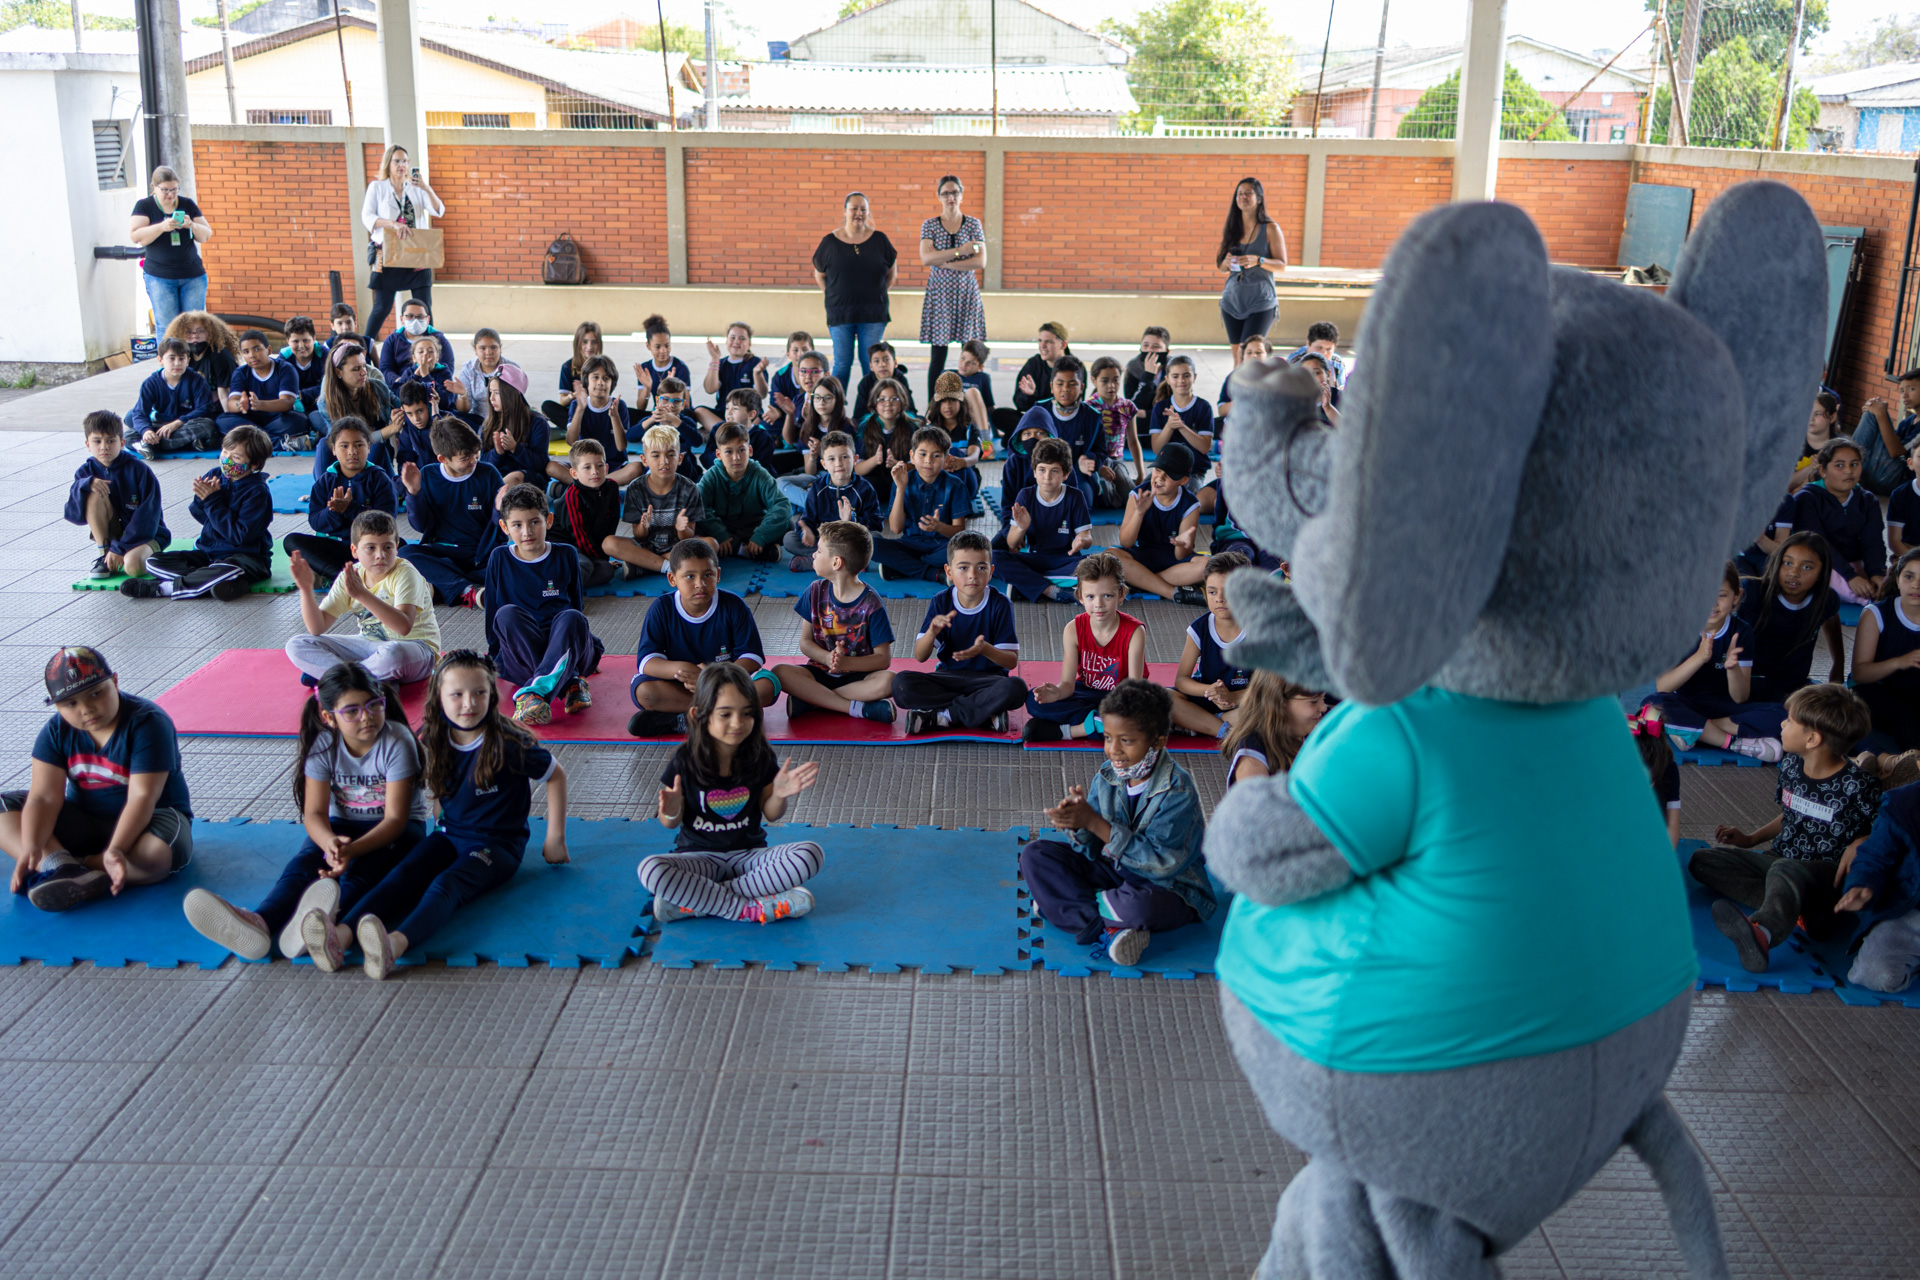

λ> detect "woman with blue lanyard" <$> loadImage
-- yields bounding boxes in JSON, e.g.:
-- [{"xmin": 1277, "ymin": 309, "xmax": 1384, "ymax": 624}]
[{"xmin": 129, "ymin": 167, "xmax": 213, "ymax": 336}]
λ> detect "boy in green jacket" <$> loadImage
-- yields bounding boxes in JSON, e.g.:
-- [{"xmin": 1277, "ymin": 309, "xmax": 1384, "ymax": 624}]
[{"xmin": 697, "ymin": 421, "xmax": 793, "ymax": 562}]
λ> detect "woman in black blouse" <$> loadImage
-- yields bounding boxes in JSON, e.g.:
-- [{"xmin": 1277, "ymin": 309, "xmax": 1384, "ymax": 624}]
[{"xmin": 813, "ymin": 193, "xmax": 898, "ymax": 392}]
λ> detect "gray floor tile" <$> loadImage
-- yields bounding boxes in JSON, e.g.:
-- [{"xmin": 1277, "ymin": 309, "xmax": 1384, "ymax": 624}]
[
  {"xmin": 0, "ymin": 1162, "xmax": 64, "ymax": 1241},
  {"xmin": 0, "ymin": 1163, "xmax": 272, "ymax": 1280},
  {"xmin": 579, "ymin": 959, "xmax": 754, "ymax": 989},
  {"xmin": 0, "ymin": 1061, "xmax": 151, "ymax": 1161},
  {"xmin": 206, "ymin": 1165, "xmax": 480, "ymax": 1280},
  {"xmin": 725, "ymin": 989, "xmax": 913, "ymax": 1073},
  {"xmin": 1107, "ymin": 1179, "xmax": 1280, "ymax": 1280},
  {"xmin": 1770, "ymin": 995, "xmax": 1920, "ymax": 1096},
  {"xmin": 1499, "ymin": 1230, "xmax": 1570, "ymax": 1280},
  {"xmin": 0, "ymin": 969, "xmax": 68, "ymax": 1039},
  {"xmin": 0, "ymin": 969, "xmax": 225, "ymax": 1062},
  {"xmin": 1852, "ymin": 1091, "xmax": 1920, "ymax": 1170},
  {"xmin": 1671, "ymin": 1088, "xmax": 1920, "ymax": 1198},
  {"xmin": 1670, "ymin": 994, "xmax": 1845, "ymax": 1094},
  {"xmin": 432, "ymin": 1168, "xmax": 689, "ymax": 1280},
  {"xmin": 349, "ymin": 969, "xmax": 574, "ymax": 1067},
  {"xmin": 933, "ymin": 762, "xmax": 1068, "ymax": 815},
  {"xmin": 1543, "ymin": 1189, "xmax": 1786, "ymax": 1280},
  {"xmin": 167, "ymin": 971, "xmax": 399, "ymax": 1065},
  {"xmin": 1096, "ymin": 1074, "xmax": 1304, "ymax": 1186},
  {"xmin": 891, "ymin": 1174, "xmax": 1113, "ymax": 1280},
  {"xmin": 82, "ymin": 1060, "xmax": 335, "ymax": 1165},
  {"xmin": 908, "ymin": 985, "xmax": 1091, "ymax": 1077},
  {"xmin": 286, "ymin": 1065, "xmax": 528, "ymax": 1167},
  {"xmin": 667, "ymin": 1172, "xmax": 893, "ymax": 1280},
  {"xmin": 489, "ymin": 1067, "xmax": 714, "ymax": 1172},
  {"xmin": 1087, "ymin": 981, "xmax": 1245, "ymax": 1081},
  {"xmin": 900, "ymin": 1072, "xmax": 1097, "ymax": 1181},
  {"xmin": 700, "ymin": 1069, "xmax": 904, "ymax": 1174},
  {"xmin": 539, "ymin": 980, "xmax": 742, "ymax": 1070},
  {"xmin": 1731, "ymin": 1191, "xmax": 1920, "ymax": 1279}
]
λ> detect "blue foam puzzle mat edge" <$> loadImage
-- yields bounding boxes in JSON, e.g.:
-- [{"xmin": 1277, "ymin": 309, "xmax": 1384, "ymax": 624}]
[{"xmin": 1677, "ymin": 840, "xmax": 1837, "ymax": 995}]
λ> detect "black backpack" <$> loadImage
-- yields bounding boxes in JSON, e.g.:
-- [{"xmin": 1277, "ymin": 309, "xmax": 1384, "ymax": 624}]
[{"xmin": 543, "ymin": 233, "xmax": 586, "ymax": 285}]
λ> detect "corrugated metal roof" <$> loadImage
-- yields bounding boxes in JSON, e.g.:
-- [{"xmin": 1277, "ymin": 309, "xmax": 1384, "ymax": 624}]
[
  {"xmin": 1804, "ymin": 62, "xmax": 1920, "ymax": 103},
  {"xmin": 735, "ymin": 61, "xmax": 1134, "ymax": 116},
  {"xmin": 0, "ymin": 27, "xmax": 228, "ymax": 59}
]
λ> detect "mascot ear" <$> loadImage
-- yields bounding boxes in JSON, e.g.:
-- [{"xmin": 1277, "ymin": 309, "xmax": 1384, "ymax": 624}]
[
  {"xmin": 1290, "ymin": 201, "xmax": 1557, "ymax": 705},
  {"xmin": 1664, "ymin": 181, "xmax": 1827, "ymax": 557}
]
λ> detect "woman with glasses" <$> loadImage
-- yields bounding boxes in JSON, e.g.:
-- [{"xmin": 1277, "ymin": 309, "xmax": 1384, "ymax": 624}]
[
  {"xmin": 918, "ymin": 175, "xmax": 987, "ymax": 401},
  {"xmin": 130, "ymin": 167, "xmax": 213, "ymax": 336}
]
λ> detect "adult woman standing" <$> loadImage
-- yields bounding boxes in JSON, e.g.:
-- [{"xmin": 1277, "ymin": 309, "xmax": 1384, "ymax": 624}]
[
  {"xmin": 813, "ymin": 193, "xmax": 898, "ymax": 391},
  {"xmin": 1217, "ymin": 177, "xmax": 1287, "ymax": 366},
  {"xmin": 129, "ymin": 167, "xmax": 212, "ymax": 335},
  {"xmin": 918, "ymin": 176, "xmax": 987, "ymax": 399},
  {"xmin": 360, "ymin": 144, "xmax": 445, "ymax": 344}
]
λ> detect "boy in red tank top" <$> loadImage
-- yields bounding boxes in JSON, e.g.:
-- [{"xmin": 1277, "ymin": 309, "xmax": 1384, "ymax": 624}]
[{"xmin": 1022, "ymin": 552, "xmax": 1146, "ymax": 742}]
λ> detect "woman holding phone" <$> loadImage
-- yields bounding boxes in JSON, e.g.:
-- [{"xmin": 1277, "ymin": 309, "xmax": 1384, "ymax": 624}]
[
  {"xmin": 129, "ymin": 166, "xmax": 213, "ymax": 335},
  {"xmin": 360, "ymin": 144, "xmax": 445, "ymax": 344},
  {"xmin": 1216, "ymin": 176, "xmax": 1286, "ymax": 366}
]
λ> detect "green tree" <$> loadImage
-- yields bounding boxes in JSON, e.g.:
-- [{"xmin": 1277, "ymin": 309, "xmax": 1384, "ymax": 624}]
[
  {"xmin": 1648, "ymin": 34, "xmax": 1818, "ymax": 147},
  {"xmin": 0, "ymin": 1, "xmax": 132, "ymax": 31},
  {"xmin": 1100, "ymin": 0, "xmax": 1298, "ymax": 129},
  {"xmin": 192, "ymin": 0, "xmax": 268, "ymax": 28},
  {"xmin": 1396, "ymin": 63, "xmax": 1575, "ymax": 141},
  {"xmin": 1811, "ymin": 11, "xmax": 1920, "ymax": 73},
  {"xmin": 837, "ymin": 0, "xmax": 878, "ymax": 16},
  {"xmin": 631, "ymin": 18, "xmax": 735, "ymax": 58},
  {"xmin": 1643, "ymin": 0, "xmax": 1830, "ymax": 67}
]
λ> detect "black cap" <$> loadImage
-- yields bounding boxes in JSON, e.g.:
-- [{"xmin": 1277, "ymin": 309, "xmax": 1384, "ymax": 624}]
[
  {"xmin": 43, "ymin": 646, "xmax": 114, "ymax": 705},
  {"xmin": 1155, "ymin": 440, "xmax": 1197, "ymax": 480}
]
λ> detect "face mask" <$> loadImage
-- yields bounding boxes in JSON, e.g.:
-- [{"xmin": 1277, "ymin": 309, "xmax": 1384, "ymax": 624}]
[
  {"xmin": 188, "ymin": 341, "xmax": 208, "ymax": 357},
  {"xmin": 403, "ymin": 317, "xmax": 428, "ymax": 337},
  {"xmin": 1112, "ymin": 748, "xmax": 1160, "ymax": 784},
  {"xmin": 218, "ymin": 456, "xmax": 248, "ymax": 482}
]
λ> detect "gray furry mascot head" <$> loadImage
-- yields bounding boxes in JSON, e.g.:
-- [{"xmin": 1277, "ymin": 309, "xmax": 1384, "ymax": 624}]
[{"xmin": 1207, "ymin": 183, "xmax": 1826, "ymax": 1279}]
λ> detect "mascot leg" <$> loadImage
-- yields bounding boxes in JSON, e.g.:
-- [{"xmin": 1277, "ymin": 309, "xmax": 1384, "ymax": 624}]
[
  {"xmin": 1223, "ymin": 988, "xmax": 1711, "ymax": 1279},
  {"xmin": 1267, "ymin": 1159, "xmax": 1392, "ymax": 1280}
]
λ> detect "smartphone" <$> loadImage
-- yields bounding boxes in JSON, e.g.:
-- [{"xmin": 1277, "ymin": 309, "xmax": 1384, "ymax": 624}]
[{"xmin": 410, "ymin": 167, "xmax": 422, "ymax": 182}]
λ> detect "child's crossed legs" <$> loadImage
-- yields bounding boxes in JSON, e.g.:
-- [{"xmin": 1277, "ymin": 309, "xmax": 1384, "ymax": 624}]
[{"xmin": 639, "ymin": 841, "xmax": 824, "ymax": 918}]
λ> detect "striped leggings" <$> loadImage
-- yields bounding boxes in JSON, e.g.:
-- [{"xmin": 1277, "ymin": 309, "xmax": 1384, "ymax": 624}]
[{"xmin": 638, "ymin": 841, "xmax": 825, "ymax": 918}]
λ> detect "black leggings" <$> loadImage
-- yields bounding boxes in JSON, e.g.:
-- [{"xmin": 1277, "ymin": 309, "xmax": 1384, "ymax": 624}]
[
  {"xmin": 365, "ymin": 268, "xmax": 433, "ymax": 344},
  {"xmin": 926, "ymin": 343, "xmax": 949, "ymax": 398},
  {"xmin": 1220, "ymin": 306, "xmax": 1276, "ymax": 347}
]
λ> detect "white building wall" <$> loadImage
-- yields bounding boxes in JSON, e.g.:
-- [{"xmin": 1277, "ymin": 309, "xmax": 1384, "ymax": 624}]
[{"xmin": 787, "ymin": 0, "xmax": 1118, "ymax": 66}]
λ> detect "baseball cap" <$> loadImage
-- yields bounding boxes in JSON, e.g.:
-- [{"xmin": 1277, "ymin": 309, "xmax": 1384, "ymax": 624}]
[
  {"xmin": 43, "ymin": 645, "xmax": 115, "ymax": 705},
  {"xmin": 491, "ymin": 362, "xmax": 529, "ymax": 397},
  {"xmin": 1155, "ymin": 440, "xmax": 1197, "ymax": 480}
]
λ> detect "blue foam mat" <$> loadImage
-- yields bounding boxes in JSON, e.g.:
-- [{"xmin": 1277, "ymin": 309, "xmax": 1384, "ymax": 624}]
[
  {"xmin": 1840, "ymin": 602, "xmax": 1864, "ymax": 627},
  {"xmin": 167, "ymin": 448, "xmax": 316, "ymax": 460},
  {"xmin": 583, "ymin": 562, "xmax": 763, "ymax": 599},
  {"xmin": 1021, "ymin": 857, "xmax": 1230, "ymax": 979},
  {"xmin": 1678, "ymin": 839, "xmax": 1836, "ymax": 994},
  {"xmin": 754, "ymin": 566, "xmax": 944, "ymax": 600},
  {"xmin": 0, "ymin": 818, "xmax": 648, "ymax": 970},
  {"xmin": 1675, "ymin": 745, "xmax": 1769, "ymax": 768},
  {"xmin": 649, "ymin": 824, "xmax": 1022, "ymax": 974},
  {"xmin": 978, "ymin": 485, "xmax": 1215, "ymax": 528},
  {"xmin": 267, "ymin": 472, "xmax": 311, "ymax": 514},
  {"xmin": 1805, "ymin": 933, "xmax": 1920, "ymax": 1006}
]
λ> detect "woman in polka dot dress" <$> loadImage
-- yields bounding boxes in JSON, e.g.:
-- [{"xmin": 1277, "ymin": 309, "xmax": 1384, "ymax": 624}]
[{"xmin": 919, "ymin": 175, "xmax": 988, "ymax": 400}]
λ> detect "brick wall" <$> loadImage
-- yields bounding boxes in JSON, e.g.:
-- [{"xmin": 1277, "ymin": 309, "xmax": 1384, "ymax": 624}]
[
  {"xmin": 191, "ymin": 139, "xmax": 357, "ymax": 323},
  {"xmin": 1318, "ymin": 154, "xmax": 1453, "ymax": 268},
  {"xmin": 1494, "ymin": 157, "xmax": 1631, "ymax": 267},
  {"xmin": 428, "ymin": 145, "xmax": 669, "ymax": 285},
  {"xmin": 682, "ymin": 147, "xmax": 987, "ymax": 288},
  {"xmin": 999, "ymin": 154, "xmax": 1309, "ymax": 291}
]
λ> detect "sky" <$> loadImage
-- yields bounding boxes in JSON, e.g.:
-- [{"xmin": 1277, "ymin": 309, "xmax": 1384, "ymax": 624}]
[{"xmin": 110, "ymin": 0, "xmax": 1920, "ymax": 66}]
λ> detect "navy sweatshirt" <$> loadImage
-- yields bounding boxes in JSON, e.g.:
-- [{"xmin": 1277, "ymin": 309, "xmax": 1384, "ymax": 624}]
[
  {"xmin": 125, "ymin": 369, "xmax": 217, "ymax": 434},
  {"xmin": 1770, "ymin": 484, "xmax": 1888, "ymax": 579},
  {"xmin": 306, "ymin": 463, "xmax": 400, "ymax": 539},
  {"xmin": 410, "ymin": 460, "xmax": 504, "ymax": 559},
  {"xmin": 800, "ymin": 474, "xmax": 883, "ymax": 532},
  {"xmin": 189, "ymin": 468, "xmax": 273, "ymax": 559},
  {"xmin": 65, "ymin": 453, "xmax": 171, "ymax": 555}
]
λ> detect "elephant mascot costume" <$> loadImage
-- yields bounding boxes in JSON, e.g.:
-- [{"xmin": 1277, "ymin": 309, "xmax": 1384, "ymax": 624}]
[{"xmin": 1206, "ymin": 182, "xmax": 1827, "ymax": 1279}]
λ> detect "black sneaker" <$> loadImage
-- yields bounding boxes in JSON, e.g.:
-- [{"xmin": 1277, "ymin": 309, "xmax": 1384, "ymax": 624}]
[
  {"xmin": 88, "ymin": 555, "xmax": 113, "ymax": 580},
  {"xmin": 989, "ymin": 711, "xmax": 1010, "ymax": 733},
  {"xmin": 627, "ymin": 709, "xmax": 683, "ymax": 738},
  {"xmin": 1712, "ymin": 899, "xmax": 1771, "ymax": 973},
  {"xmin": 1172, "ymin": 585, "xmax": 1206, "ymax": 605},
  {"xmin": 619, "ymin": 560, "xmax": 645, "ymax": 581},
  {"xmin": 26, "ymin": 863, "xmax": 110, "ymax": 912},
  {"xmin": 906, "ymin": 708, "xmax": 937, "ymax": 736},
  {"xmin": 119, "ymin": 578, "xmax": 163, "ymax": 599},
  {"xmin": 211, "ymin": 577, "xmax": 250, "ymax": 602},
  {"xmin": 1021, "ymin": 719, "xmax": 1064, "ymax": 742},
  {"xmin": 878, "ymin": 564, "xmax": 907, "ymax": 581}
]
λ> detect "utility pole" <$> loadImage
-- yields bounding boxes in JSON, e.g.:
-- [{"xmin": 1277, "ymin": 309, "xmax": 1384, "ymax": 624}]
[
  {"xmin": 990, "ymin": 0, "xmax": 999, "ymax": 136},
  {"xmin": 655, "ymin": 0, "xmax": 676, "ymax": 129},
  {"xmin": 134, "ymin": 0, "xmax": 195, "ymax": 190},
  {"xmin": 1367, "ymin": 0, "xmax": 1391, "ymax": 139},
  {"xmin": 702, "ymin": 0, "xmax": 718, "ymax": 129},
  {"xmin": 1771, "ymin": 0, "xmax": 1808, "ymax": 150},
  {"xmin": 1667, "ymin": 0, "xmax": 1702, "ymax": 146},
  {"xmin": 216, "ymin": 0, "xmax": 239, "ymax": 124},
  {"xmin": 71, "ymin": 0, "xmax": 82, "ymax": 52}
]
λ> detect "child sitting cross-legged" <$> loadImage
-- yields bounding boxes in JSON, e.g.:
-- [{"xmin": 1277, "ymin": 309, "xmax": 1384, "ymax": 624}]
[
  {"xmin": 610, "ymin": 425, "xmax": 708, "ymax": 580},
  {"xmin": 547, "ymin": 439, "xmax": 622, "ymax": 591},
  {"xmin": 565, "ymin": 354, "xmax": 641, "ymax": 481},
  {"xmin": 1112, "ymin": 441, "xmax": 1207, "ymax": 605},
  {"xmin": 287, "ymin": 510, "xmax": 439, "ymax": 687},
  {"xmin": 1832, "ymin": 769, "xmax": 1920, "ymax": 993},
  {"xmin": 772, "ymin": 521, "xmax": 897, "ymax": 723},
  {"xmin": 1023, "ymin": 552, "xmax": 1147, "ymax": 742},
  {"xmin": 348, "ymin": 650, "xmax": 569, "ymax": 980},
  {"xmin": 998, "ymin": 437, "xmax": 1093, "ymax": 602},
  {"xmin": 641, "ymin": 663, "xmax": 823, "ymax": 925},
  {"xmin": 628, "ymin": 538, "xmax": 779, "ymax": 738},
  {"xmin": 894, "ymin": 530, "xmax": 1029, "ymax": 734},
  {"xmin": 396, "ymin": 417, "xmax": 504, "ymax": 609},
  {"xmin": 69, "ymin": 410, "xmax": 169, "ymax": 582},
  {"xmin": 1692, "ymin": 683, "xmax": 1881, "ymax": 973},
  {"xmin": 1641, "ymin": 560, "xmax": 1758, "ymax": 754},
  {"xmin": 486, "ymin": 483, "xmax": 606, "ymax": 725},
  {"xmin": 1219, "ymin": 670, "xmax": 1329, "ymax": 786},
  {"xmin": 1171, "ymin": 550, "xmax": 1256, "ymax": 741},
  {"xmin": 219, "ymin": 328, "xmax": 311, "ymax": 449},
  {"xmin": 783, "ymin": 429, "xmax": 882, "ymax": 572},
  {"xmin": 716, "ymin": 387, "xmax": 782, "ymax": 473},
  {"xmin": 181, "ymin": 661, "xmax": 429, "ymax": 968},
  {"xmin": 121, "ymin": 424, "xmax": 273, "ymax": 601},
  {"xmin": 282, "ymin": 417, "xmax": 400, "ymax": 583},
  {"xmin": 391, "ymin": 382, "xmax": 437, "ymax": 474},
  {"xmin": 126, "ymin": 337, "xmax": 219, "ymax": 459},
  {"xmin": 1020, "ymin": 678, "xmax": 1216, "ymax": 967},
  {"xmin": 696, "ymin": 421, "xmax": 792, "ymax": 562},
  {"xmin": 0, "ymin": 647, "xmax": 193, "ymax": 912},
  {"xmin": 872, "ymin": 425, "xmax": 969, "ymax": 583},
  {"xmin": 479, "ymin": 364, "xmax": 560, "ymax": 490}
]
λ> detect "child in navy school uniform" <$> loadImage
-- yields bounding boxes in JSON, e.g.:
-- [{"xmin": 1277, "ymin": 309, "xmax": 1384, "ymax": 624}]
[
  {"xmin": 873, "ymin": 426, "xmax": 969, "ymax": 583},
  {"xmin": 628, "ymin": 538, "xmax": 779, "ymax": 737},
  {"xmin": 1146, "ymin": 355, "xmax": 1214, "ymax": 469},
  {"xmin": 479, "ymin": 363, "xmax": 557, "ymax": 489},
  {"xmin": 1215, "ymin": 334, "xmax": 1270, "ymax": 432},
  {"xmin": 998, "ymin": 438, "xmax": 1093, "ymax": 603},
  {"xmin": 1013, "ymin": 355, "xmax": 1111, "ymax": 509},
  {"xmin": 894, "ymin": 530, "xmax": 1029, "ymax": 733},
  {"xmin": 765, "ymin": 331, "xmax": 815, "ymax": 428},
  {"xmin": 957, "ymin": 339, "xmax": 995, "ymax": 412},
  {"xmin": 1729, "ymin": 532, "xmax": 1845, "ymax": 761},
  {"xmin": 783, "ymin": 430, "xmax": 882, "ymax": 570},
  {"xmin": 1642, "ymin": 561, "xmax": 1759, "ymax": 752},
  {"xmin": 995, "ymin": 416, "xmax": 1055, "ymax": 527},
  {"xmin": 926, "ymin": 371, "xmax": 988, "ymax": 507},
  {"xmin": 126, "ymin": 337, "xmax": 219, "ymax": 458},
  {"xmin": 397, "ymin": 417, "xmax": 504, "ymax": 609},
  {"xmin": 1752, "ymin": 438, "xmax": 1886, "ymax": 603},
  {"xmin": 390, "ymin": 334, "xmax": 454, "ymax": 413},
  {"xmin": 631, "ymin": 313, "xmax": 694, "ymax": 411},
  {"xmin": 1833, "ymin": 777, "xmax": 1920, "ymax": 993},
  {"xmin": 392, "ymin": 382, "xmax": 438, "ymax": 474},
  {"xmin": 772, "ymin": 522, "xmax": 898, "ymax": 723},
  {"xmin": 1199, "ymin": 457, "xmax": 1279, "ymax": 571},
  {"xmin": 485, "ymin": 483, "xmax": 605, "ymax": 725},
  {"xmin": 219, "ymin": 329, "xmax": 310, "ymax": 447},
  {"xmin": 122, "ymin": 424, "xmax": 274, "ymax": 601},
  {"xmin": 697, "ymin": 322, "xmax": 763, "ymax": 428},
  {"xmin": 282, "ymin": 417, "xmax": 400, "ymax": 582},
  {"xmin": 547, "ymin": 439, "xmax": 622, "ymax": 590},
  {"xmin": 566, "ymin": 354, "xmax": 639, "ymax": 477},
  {"xmin": 347, "ymin": 649, "xmax": 569, "ymax": 980},
  {"xmin": 69, "ymin": 411, "xmax": 170, "ymax": 582},
  {"xmin": 1112, "ymin": 442, "xmax": 1207, "ymax": 604},
  {"xmin": 544, "ymin": 319, "xmax": 604, "ymax": 429},
  {"xmin": 1024, "ymin": 553, "xmax": 1148, "ymax": 742},
  {"xmin": 1171, "ymin": 550, "xmax": 1256, "ymax": 740},
  {"xmin": 1886, "ymin": 438, "xmax": 1920, "ymax": 558},
  {"xmin": 717, "ymin": 388, "xmax": 781, "ymax": 473},
  {"xmin": 853, "ymin": 342, "xmax": 918, "ymax": 423},
  {"xmin": 638, "ymin": 376, "xmax": 707, "ymax": 482},
  {"xmin": 1849, "ymin": 549, "xmax": 1920, "ymax": 751},
  {"xmin": 280, "ymin": 314, "xmax": 328, "ymax": 416}
]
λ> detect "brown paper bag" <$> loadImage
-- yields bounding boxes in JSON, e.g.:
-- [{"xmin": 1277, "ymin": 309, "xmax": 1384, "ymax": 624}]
[{"xmin": 381, "ymin": 227, "xmax": 444, "ymax": 270}]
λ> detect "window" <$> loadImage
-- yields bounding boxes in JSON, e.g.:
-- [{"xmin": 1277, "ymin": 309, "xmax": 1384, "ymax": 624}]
[
  {"xmin": 933, "ymin": 116, "xmax": 992, "ymax": 135},
  {"xmin": 792, "ymin": 113, "xmax": 864, "ymax": 132},
  {"xmin": 460, "ymin": 113, "xmax": 510, "ymax": 128},
  {"xmin": 244, "ymin": 109, "xmax": 334, "ymax": 125},
  {"xmin": 92, "ymin": 119, "xmax": 129, "ymax": 189}
]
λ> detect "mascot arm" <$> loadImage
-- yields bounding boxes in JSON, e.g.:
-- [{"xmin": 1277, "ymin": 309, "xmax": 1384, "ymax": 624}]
[{"xmin": 1205, "ymin": 775, "xmax": 1356, "ymax": 906}]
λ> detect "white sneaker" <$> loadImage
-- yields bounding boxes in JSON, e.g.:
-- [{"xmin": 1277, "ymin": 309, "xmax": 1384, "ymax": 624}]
[
  {"xmin": 1731, "ymin": 737, "xmax": 1784, "ymax": 764},
  {"xmin": 745, "ymin": 887, "xmax": 814, "ymax": 923},
  {"xmin": 300, "ymin": 909, "xmax": 345, "ymax": 972},
  {"xmin": 356, "ymin": 915, "xmax": 395, "ymax": 980},
  {"xmin": 183, "ymin": 888, "xmax": 272, "ymax": 961},
  {"xmin": 278, "ymin": 877, "xmax": 341, "ymax": 960},
  {"xmin": 1106, "ymin": 928, "xmax": 1151, "ymax": 967},
  {"xmin": 653, "ymin": 899, "xmax": 700, "ymax": 924}
]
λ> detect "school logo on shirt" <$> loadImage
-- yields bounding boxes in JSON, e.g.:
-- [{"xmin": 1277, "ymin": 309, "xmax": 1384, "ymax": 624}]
[
  {"xmin": 66, "ymin": 752, "xmax": 130, "ymax": 791},
  {"xmin": 467, "ymin": 495, "xmax": 483, "ymax": 511},
  {"xmin": 542, "ymin": 578, "xmax": 561, "ymax": 599},
  {"xmin": 1781, "ymin": 789, "xmax": 1836, "ymax": 823}
]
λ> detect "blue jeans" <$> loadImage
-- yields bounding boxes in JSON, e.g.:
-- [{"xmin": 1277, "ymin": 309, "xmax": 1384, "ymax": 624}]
[
  {"xmin": 143, "ymin": 272, "xmax": 208, "ymax": 336},
  {"xmin": 829, "ymin": 321, "xmax": 888, "ymax": 390}
]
